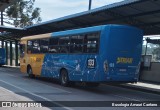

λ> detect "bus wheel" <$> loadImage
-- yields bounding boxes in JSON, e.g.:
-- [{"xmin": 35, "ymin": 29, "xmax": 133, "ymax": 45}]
[
  {"xmin": 27, "ymin": 67, "xmax": 35, "ymax": 78},
  {"xmin": 60, "ymin": 69, "xmax": 69, "ymax": 87},
  {"xmin": 86, "ymin": 82, "xmax": 100, "ymax": 87}
]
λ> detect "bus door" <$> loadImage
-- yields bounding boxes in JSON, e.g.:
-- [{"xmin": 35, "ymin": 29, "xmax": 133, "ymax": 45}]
[
  {"xmin": 20, "ymin": 43, "xmax": 27, "ymax": 73},
  {"xmin": 27, "ymin": 40, "xmax": 45, "ymax": 76}
]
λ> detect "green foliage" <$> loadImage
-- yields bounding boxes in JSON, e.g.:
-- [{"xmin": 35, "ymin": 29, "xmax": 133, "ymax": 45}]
[{"xmin": 5, "ymin": 0, "xmax": 41, "ymax": 27}]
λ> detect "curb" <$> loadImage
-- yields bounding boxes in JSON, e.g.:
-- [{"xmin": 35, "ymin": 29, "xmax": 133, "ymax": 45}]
[{"xmin": 117, "ymin": 84, "xmax": 160, "ymax": 95}]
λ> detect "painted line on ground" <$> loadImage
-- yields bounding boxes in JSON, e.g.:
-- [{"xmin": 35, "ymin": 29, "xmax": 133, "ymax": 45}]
[
  {"xmin": 0, "ymin": 79, "xmax": 73, "ymax": 110},
  {"xmin": 1, "ymin": 72, "xmax": 72, "ymax": 94}
]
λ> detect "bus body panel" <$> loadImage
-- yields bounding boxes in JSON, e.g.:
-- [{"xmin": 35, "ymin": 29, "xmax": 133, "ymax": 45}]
[
  {"xmin": 41, "ymin": 54, "xmax": 101, "ymax": 82},
  {"xmin": 20, "ymin": 24, "xmax": 143, "ymax": 83},
  {"xmin": 99, "ymin": 25, "xmax": 143, "ymax": 82},
  {"xmin": 97, "ymin": 26, "xmax": 111, "ymax": 82},
  {"xmin": 52, "ymin": 26, "xmax": 102, "ymax": 37},
  {"xmin": 27, "ymin": 54, "xmax": 45, "ymax": 76},
  {"xmin": 40, "ymin": 26, "xmax": 107, "ymax": 82},
  {"xmin": 0, "ymin": 48, "xmax": 6, "ymax": 65},
  {"xmin": 20, "ymin": 44, "xmax": 45, "ymax": 76},
  {"xmin": 20, "ymin": 54, "xmax": 45, "ymax": 76}
]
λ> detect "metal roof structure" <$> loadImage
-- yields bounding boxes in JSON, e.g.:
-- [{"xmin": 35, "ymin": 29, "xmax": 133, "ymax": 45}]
[
  {"xmin": 1, "ymin": 0, "xmax": 160, "ymax": 40},
  {"xmin": 0, "ymin": 0, "xmax": 19, "ymax": 41},
  {"xmin": 146, "ymin": 38, "xmax": 160, "ymax": 44},
  {"xmin": 0, "ymin": 0, "xmax": 17, "ymax": 11}
]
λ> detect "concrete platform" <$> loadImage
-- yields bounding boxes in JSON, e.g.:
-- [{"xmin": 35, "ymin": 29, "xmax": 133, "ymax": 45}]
[
  {"xmin": 119, "ymin": 82, "xmax": 160, "ymax": 95},
  {"xmin": 0, "ymin": 87, "xmax": 50, "ymax": 110}
]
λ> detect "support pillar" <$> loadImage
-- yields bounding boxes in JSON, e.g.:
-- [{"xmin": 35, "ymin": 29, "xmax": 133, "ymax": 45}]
[
  {"xmin": 1, "ymin": 11, "xmax": 3, "ymax": 26},
  {"xmin": 15, "ymin": 40, "xmax": 19, "ymax": 66},
  {"xmin": 2, "ymin": 40, "xmax": 4, "ymax": 48},
  {"xmin": 88, "ymin": 0, "xmax": 92, "ymax": 10},
  {"xmin": 5, "ymin": 42, "xmax": 8, "ymax": 65},
  {"xmin": 10, "ymin": 41, "xmax": 12, "ymax": 66},
  {"xmin": 145, "ymin": 42, "xmax": 148, "ymax": 55}
]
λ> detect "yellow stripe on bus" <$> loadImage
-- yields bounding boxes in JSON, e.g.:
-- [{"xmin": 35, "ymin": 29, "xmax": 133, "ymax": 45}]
[{"xmin": 27, "ymin": 54, "xmax": 45, "ymax": 76}]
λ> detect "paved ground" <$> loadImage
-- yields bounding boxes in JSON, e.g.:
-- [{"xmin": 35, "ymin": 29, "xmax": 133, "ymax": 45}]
[{"xmin": 0, "ymin": 67, "xmax": 160, "ymax": 110}]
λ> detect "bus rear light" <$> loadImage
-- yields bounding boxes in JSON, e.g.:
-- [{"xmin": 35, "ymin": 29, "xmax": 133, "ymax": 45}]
[{"xmin": 104, "ymin": 60, "xmax": 108, "ymax": 72}]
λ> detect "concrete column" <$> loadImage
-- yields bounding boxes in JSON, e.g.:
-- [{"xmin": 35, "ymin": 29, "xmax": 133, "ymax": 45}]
[
  {"xmin": 15, "ymin": 40, "xmax": 19, "ymax": 66},
  {"xmin": 2, "ymin": 40, "xmax": 4, "ymax": 48},
  {"xmin": 88, "ymin": 0, "xmax": 92, "ymax": 10},
  {"xmin": 1, "ymin": 11, "xmax": 3, "ymax": 26},
  {"xmin": 145, "ymin": 42, "xmax": 148, "ymax": 55},
  {"xmin": 5, "ymin": 42, "xmax": 8, "ymax": 65},
  {"xmin": 10, "ymin": 41, "xmax": 12, "ymax": 66}
]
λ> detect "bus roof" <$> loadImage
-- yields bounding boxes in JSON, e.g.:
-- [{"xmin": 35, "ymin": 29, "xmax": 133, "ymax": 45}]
[
  {"xmin": 21, "ymin": 33, "xmax": 51, "ymax": 40},
  {"xmin": 51, "ymin": 24, "xmax": 140, "ymax": 37},
  {"xmin": 21, "ymin": 25, "xmax": 105, "ymax": 40},
  {"xmin": 21, "ymin": 24, "xmax": 140, "ymax": 40},
  {"xmin": 51, "ymin": 25, "xmax": 104, "ymax": 37}
]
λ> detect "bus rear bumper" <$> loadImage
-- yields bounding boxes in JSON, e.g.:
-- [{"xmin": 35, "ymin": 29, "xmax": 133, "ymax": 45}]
[
  {"xmin": 0, "ymin": 62, "xmax": 5, "ymax": 65},
  {"xmin": 102, "ymin": 75, "xmax": 138, "ymax": 83}
]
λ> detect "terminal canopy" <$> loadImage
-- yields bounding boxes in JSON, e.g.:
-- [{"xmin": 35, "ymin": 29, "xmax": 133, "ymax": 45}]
[
  {"xmin": 146, "ymin": 38, "xmax": 160, "ymax": 44},
  {"xmin": 0, "ymin": 0, "xmax": 18, "ymax": 11},
  {"xmin": 0, "ymin": 0, "xmax": 160, "ymax": 39}
]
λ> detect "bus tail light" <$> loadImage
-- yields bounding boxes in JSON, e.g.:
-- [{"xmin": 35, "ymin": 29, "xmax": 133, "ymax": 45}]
[{"xmin": 104, "ymin": 60, "xmax": 108, "ymax": 72}]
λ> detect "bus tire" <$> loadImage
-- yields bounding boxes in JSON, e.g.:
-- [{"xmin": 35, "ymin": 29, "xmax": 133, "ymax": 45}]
[
  {"xmin": 86, "ymin": 82, "xmax": 100, "ymax": 87},
  {"xmin": 60, "ymin": 69, "xmax": 69, "ymax": 87},
  {"xmin": 27, "ymin": 66, "xmax": 35, "ymax": 78}
]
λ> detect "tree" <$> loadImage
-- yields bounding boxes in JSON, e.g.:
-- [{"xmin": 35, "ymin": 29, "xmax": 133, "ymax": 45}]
[{"xmin": 5, "ymin": 0, "xmax": 42, "ymax": 27}]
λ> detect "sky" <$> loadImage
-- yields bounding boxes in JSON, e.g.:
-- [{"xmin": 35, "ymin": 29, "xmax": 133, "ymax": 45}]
[{"xmin": 34, "ymin": 0, "xmax": 124, "ymax": 22}]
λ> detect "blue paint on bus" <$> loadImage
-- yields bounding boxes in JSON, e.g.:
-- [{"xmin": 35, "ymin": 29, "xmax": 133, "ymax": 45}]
[
  {"xmin": 0, "ymin": 48, "xmax": 6, "ymax": 65},
  {"xmin": 41, "ymin": 24, "xmax": 143, "ymax": 83}
]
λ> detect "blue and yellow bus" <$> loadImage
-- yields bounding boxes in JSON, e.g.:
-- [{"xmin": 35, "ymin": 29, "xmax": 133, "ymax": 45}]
[
  {"xmin": 20, "ymin": 24, "xmax": 143, "ymax": 87},
  {"xmin": 0, "ymin": 48, "xmax": 6, "ymax": 66}
]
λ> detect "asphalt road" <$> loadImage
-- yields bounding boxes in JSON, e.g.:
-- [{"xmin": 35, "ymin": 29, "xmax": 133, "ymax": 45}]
[{"xmin": 0, "ymin": 67, "xmax": 159, "ymax": 110}]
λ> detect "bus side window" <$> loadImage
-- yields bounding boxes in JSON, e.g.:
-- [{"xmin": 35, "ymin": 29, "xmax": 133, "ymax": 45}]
[
  {"xmin": 20, "ymin": 44, "xmax": 25, "ymax": 58},
  {"xmin": 70, "ymin": 35, "xmax": 84, "ymax": 53},
  {"xmin": 84, "ymin": 33, "xmax": 99, "ymax": 53},
  {"xmin": 83, "ymin": 35, "xmax": 88, "ymax": 52},
  {"xmin": 49, "ymin": 38, "xmax": 59, "ymax": 53},
  {"xmin": 27, "ymin": 40, "xmax": 32, "ymax": 54},
  {"xmin": 32, "ymin": 40, "xmax": 40, "ymax": 53},
  {"xmin": 59, "ymin": 36, "xmax": 70, "ymax": 53},
  {"xmin": 49, "ymin": 46, "xmax": 59, "ymax": 53},
  {"xmin": 40, "ymin": 39, "xmax": 49, "ymax": 53}
]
